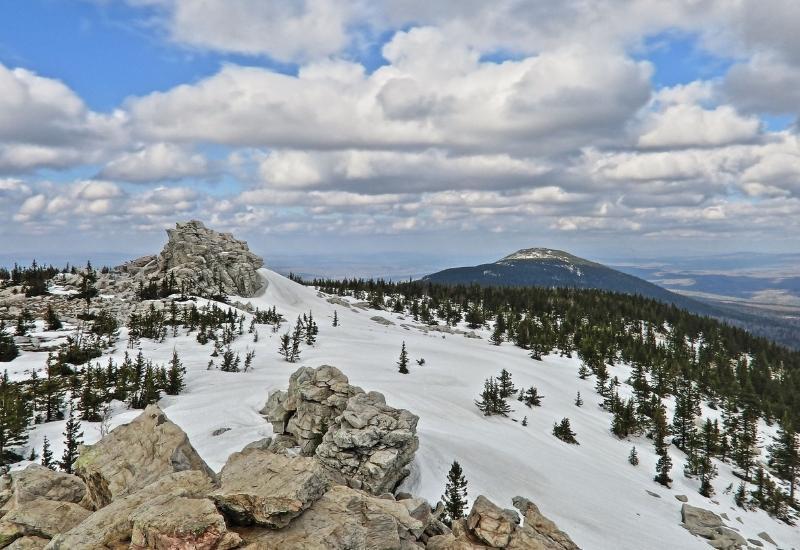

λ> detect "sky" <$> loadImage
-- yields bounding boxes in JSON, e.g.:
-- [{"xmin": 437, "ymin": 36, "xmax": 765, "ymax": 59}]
[{"xmin": 1, "ymin": 0, "xmax": 800, "ymax": 269}]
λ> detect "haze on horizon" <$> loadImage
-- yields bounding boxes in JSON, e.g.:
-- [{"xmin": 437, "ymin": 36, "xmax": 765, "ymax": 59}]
[{"xmin": 1, "ymin": 1, "xmax": 799, "ymax": 264}]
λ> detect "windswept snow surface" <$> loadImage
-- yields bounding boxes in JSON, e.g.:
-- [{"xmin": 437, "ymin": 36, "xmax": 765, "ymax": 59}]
[{"xmin": 9, "ymin": 268, "xmax": 799, "ymax": 549}]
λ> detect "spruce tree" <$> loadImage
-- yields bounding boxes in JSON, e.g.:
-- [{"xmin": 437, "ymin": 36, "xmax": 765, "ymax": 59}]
[
  {"xmin": 490, "ymin": 322, "xmax": 504, "ymax": 346},
  {"xmin": 575, "ymin": 391, "xmax": 583, "ymax": 407},
  {"xmin": 41, "ymin": 435, "xmax": 55, "ymax": 470},
  {"xmin": 59, "ymin": 408, "xmax": 83, "ymax": 474},
  {"xmin": 397, "ymin": 341, "xmax": 409, "ymax": 374},
  {"xmin": 0, "ymin": 322, "xmax": 19, "ymax": 363},
  {"xmin": 279, "ymin": 333, "xmax": 292, "ymax": 361},
  {"xmin": 441, "ymin": 460, "xmax": 468, "ymax": 525},
  {"xmin": 553, "ymin": 418, "xmax": 578, "ymax": 444},
  {"xmin": 497, "ymin": 369, "xmax": 515, "ymax": 398},
  {"xmin": 629, "ymin": 446, "xmax": 639, "ymax": 466},
  {"xmin": 653, "ymin": 401, "xmax": 672, "ymax": 486},
  {"xmin": 332, "ymin": 310, "xmax": 339, "ymax": 327},
  {"xmin": 290, "ymin": 324, "xmax": 302, "ymax": 363},
  {"xmin": 45, "ymin": 305, "xmax": 62, "ymax": 331},
  {"xmin": 768, "ymin": 414, "xmax": 799, "ymax": 503},
  {"xmin": 475, "ymin": 378, "xmax": 510, "ymax": 416},
  {"xmin": 522, "ymin": 416, "xmax": 528, "ymax": 426},
  {"xmin": 166, "ymin": 349, "xmax": 185, "ymax": 395},
  {"xmin": 0, "ymin": 372, "xmax": 30, "ymax": 463}
]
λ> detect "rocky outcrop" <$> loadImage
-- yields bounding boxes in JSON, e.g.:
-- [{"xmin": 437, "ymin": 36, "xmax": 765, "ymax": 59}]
[
  {"xmin": 315, "ymin": 391, "xmax": 420, "ymax": 495},
  {"xmin": 47, "ymin": 470, "xmax": 216, "ymax": 549},
  {"xmin": 680, "ymin": 504, "xmax": 746, "ymax": 550},
  {"xmin": 263, "ymin": 365, "xmax": 361, "ymax": 455},
  {"xmin": 5, "ymin": 465, "xmax": 88, "ymax": 510},
  {"xmin": 242, "ymin": 485, "xmax": 426, "ymax": 549},
  {"xmin": 122, "ymin": 220, "xmax": 264, "ymax": 298},
  {"xmin": 427, "ymin": 495, "xmax": 579, "ymax": 550},
  {"xmin": 211, "ymin": 449, "xmax": 332, "ymax": 529},
  {"xmin": 0, "ymin": 499, "xmax": 91, "ymax": 547},
  {"xmin": 73, "ymin": 404, "xmax": 215, "ymax": 508},
  {"xmin": 129, "ymin": 494, "xmax": 241, "ymax": 550}
]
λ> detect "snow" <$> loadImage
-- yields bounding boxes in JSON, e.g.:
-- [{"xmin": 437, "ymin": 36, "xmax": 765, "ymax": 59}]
[
  {"xmin": 501, "ymin": 248, "xmax": 572, "ymax": 262},
  {"xmin": 7, "ymin": 268, "xmax": 798, "ymax": 549}
]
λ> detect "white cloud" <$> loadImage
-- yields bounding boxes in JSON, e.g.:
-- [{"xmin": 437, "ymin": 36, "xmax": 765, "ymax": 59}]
[
  {"xmin": 638, "ymin": 104, "xmax": 761, "ymax": 149},
  {"xmin": 100, "ymin": 143, "xmax": 210, "ymax": 182}
]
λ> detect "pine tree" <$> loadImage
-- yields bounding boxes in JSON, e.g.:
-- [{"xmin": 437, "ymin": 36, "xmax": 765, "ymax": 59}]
[
  {"xmin": 332, "ymin": 310, "xmax": 339, "ymax": 327},
  {"xmin": 441, "ymin": 461, "xmax": 469, "ymax": 526},
  {"xmin": 45, "ymin": 305, "xmax": 62, "ymax": 331},
  {"xmin": 166, "ymin": 349, "xmax": 185, "ymax": 395},
  {"xmin": 397, "ymin": 341, "xmax": 409, "ymax": 374},
  {"xmin": 59, "ymin": 408, "xmax": 83, "ymax": 474},
  {"xmin": 522, "ymin": 416, "xmax": 528, "ymax": 426},
  {"xmin": 575, "ymin": 391, "xmax": 583, "ymax": 407},
  {"xmin": 41, "ymin": 436, "xmax": 54, "ymax": 470},
  {"xmin": 475, "ymin": 378, "xmax": 510, "ymax": 416},
  {"xmin": 553, "ymin": 418, "xmax": 578, "ymax": 444},
  {"xmin": 768, "ymin": 414, "xmax": 799, "ymax": 503},
  {"xmin": 290, "ymin": 324, "xmax": 302, "ymax": 363},
  {"xmin": 279, "ymin": 333, "xmax": 292, "ymax": 361},
  {"xmin": 577, "ymin": 363, "xmax": 591, "ymax": 380},
  {"xmin": 629, "ymin": 446, "xmax": 639, "ymax": 466},
  {"xmin": 0, "ymin": 322, "xmax": 19, "ymax": 363},
  {"xmin": 653, "ymin": 401, "xmax": 672, "ymax": 486},
  {"xmin": 490, "ymin": 321, "xmax": 504, "ymax": 346},
  {"xmin": 497, "ymin": 369, "xmax": 515, "ymax": 398},
  {"xmin": 522, "ymin": 386, "xmax": 543, "ymax": 407}
]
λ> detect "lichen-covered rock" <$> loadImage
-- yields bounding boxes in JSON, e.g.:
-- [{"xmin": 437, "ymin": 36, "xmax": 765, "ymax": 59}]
[
  {"xmin": 123, "ymin": 220, "xmax": 264, "ymax": 298},
  {"xmin": 46, "ymin": 470, "xmax": 215, "ymax": 550},
  {"xmin": 0, "ymin": 498, "xmax": 91, "ymax": 546},
  {"xmin": 211, "ymin": 449, "xmax": 331, "ymax": 529},
  {"xmin": 263, "ymin": 365, "xmax": 362, "ymax": 455},
  {"xmin": 7, "ymin": 465, "xmax": 88, "ymax": 510},
  {"xmin": 680, "ymin": 504, "xmax": 745, "ymax": 550},
  {"xmin": 242, "ymin": 485, "xmax": 424, "ymax": 549},
  {"xmin": 73, "ymin": 405, "xmax": 215, "ymax": 508},
  {"xmin": 129, "ymin": 495, "xmax": 241, "ymax": 550},
  {"xmin": 315, "ymin": 391, "xmax": 419, "ymax": 495}
]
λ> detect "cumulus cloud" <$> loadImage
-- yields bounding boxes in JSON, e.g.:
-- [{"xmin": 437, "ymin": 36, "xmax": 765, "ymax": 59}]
[{"xmin": 100, "ymin": 143, "xmax": 210, "ymax": 182}]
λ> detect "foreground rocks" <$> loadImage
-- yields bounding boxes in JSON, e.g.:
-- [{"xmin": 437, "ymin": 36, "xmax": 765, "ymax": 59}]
[
  {"xmin": 680, "ymin": 504, "xmax": 746, "ymax": 550},
  {"xmin": 74, "ymin": 404, "xmax": 215, "ymax": 508},
  {"xmin": 122, "ymin": 220, "xmax": 264, "ymax": 298},
  {"xmin": 263, "ymin": 365, "xmax": 419, "ymax": 495},
  {"xmin": 0, "ymin": 368, "xmax": 578, "ymax": 549},
  {"xmin": 211, "ymin": 449, "xmax": 332, "ymax": 528}
]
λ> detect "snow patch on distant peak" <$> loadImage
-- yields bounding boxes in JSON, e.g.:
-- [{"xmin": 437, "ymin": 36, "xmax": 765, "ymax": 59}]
[{"xmin": 500, "ymin": 248, "xmax": 572, "ymax": 262}]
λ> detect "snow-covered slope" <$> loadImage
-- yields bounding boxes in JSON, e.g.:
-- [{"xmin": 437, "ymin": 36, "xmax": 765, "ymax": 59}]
[{"xmin": 9, "ymin": 268, "xmax": 797, "ymax": 549}]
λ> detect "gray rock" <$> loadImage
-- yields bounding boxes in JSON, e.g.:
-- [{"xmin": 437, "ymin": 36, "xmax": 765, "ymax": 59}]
[
  {"xmin": 74, "ymin": 404, "xmax": 215, "ymax": 508},
  {"xmin": 5, "ymin": 536, "xmax": 49, "ymax": 549},
  {"xmin": 370, "ymin": 316, "xmax": 395, "ymax": 326},
  {"xmin": 129, "ymin": 494, "xmax": 241, "ymax": 550},
  {"xmin": 7, "ymin": 465, "xmax": 88, "ymax": 510},
  {"xmin": 211, "ymin": 427, "xmax": 231, "ymax": 436},
  {"xmin": 122, "ymin": 220, "xmax": 264, "ymax": 298},
  {"xmin": 512, "ymin": 495, "xmax": 579, "ymax": 550},
  {"xmin": 747, "ymin": 539, "xmax": 763, "ymax": 547},
  {"xmin": 0, "ymin": 498, "xmax": 91, "ymax": 546},
  {"xmin": 646, "ymin": 490, "xmax": 661, "ymax": 498},
  {"xmin": 757, "ymin": 531, "xmax": 776, "ymax": 545},
  {"xmin": 47, "ymin": 470, "xmax": 216, "ymax": 550},
  {"xmin": 681, "ymin": 504, "xmax": 746, "ymax": 550},
  {"xmin": 263, "ymin": 365, "xmax": 362, "ymax": 456},
  {"xmin": 243, "ymin": 484, "xmax": 424, "ymax": 549},
  {"xmin": 675, "ymin": 494, "xmax": 688, "ymax": 502},
  {"xmin": 466, "ymin": 495, "xmax": 520, "ymax": 548},
  {"xmin": 315, "ymin": 391, "xmax": 419, "ymax": 495},
  {"xmin": 211, "ymin": 449, "xmax": 331, "ymax": 528}
]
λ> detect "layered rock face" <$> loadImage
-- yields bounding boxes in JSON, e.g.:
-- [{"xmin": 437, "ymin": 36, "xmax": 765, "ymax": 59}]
[
  {"xmin": 123, "ymin": 220, "xmax": 264, "ymax": 298},
  {"xmin": 263, "ymin": 365, "xmax": 419, "ymax": 494}
]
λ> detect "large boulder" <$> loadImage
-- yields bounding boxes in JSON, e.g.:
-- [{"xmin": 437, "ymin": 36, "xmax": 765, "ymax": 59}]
[
  {"xmin": 0, "ymin": 499, "xmax": 91, "ymax": 547},
  {"xmin": 6, "ymin": 465, "xmax": 88, "ymax": 510},
  {"xmin": 315, "ymin": 391, "xmax": 419, "ymax": 495},
  {"xmin": 129, "ymin": 494, "xmax": 241, "ymax": 550},
  {"xmin": 47, "ymin": 470, "xmax": 215, "ymax": 549},
  {"xmin": 466, "ymin": 496, "xmax": 520, "ymax": 548},
  {"xmin": 680, "ymin": 504, "xmax": 746, "ymax": 550},
  {"xmin": 210, "ymin": 449, "xmax": 331, "ymax": 529},
  {"xmin": 242, "ymin": 485, "xmax": 425, "ymax": 549},
  {"xmin": 73, "ymin": 405, "xmax": 215, "ymax": 508},
  {"xmin": 123, "ymin": 220, "xmax": 264, "ymax": 298},
  {"xmin": 510, "ymin": 496, "xmax": 579, "ymax": 550},
  {"xmin": 263, "ymin": 365, "xmax": 361, "ymax": 455}
]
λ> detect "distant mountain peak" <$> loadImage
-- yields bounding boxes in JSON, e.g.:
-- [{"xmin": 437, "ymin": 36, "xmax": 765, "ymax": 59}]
[{"xmin": 499, "ymin": 248, "xmax": 587, "ymax": 264}]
